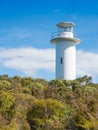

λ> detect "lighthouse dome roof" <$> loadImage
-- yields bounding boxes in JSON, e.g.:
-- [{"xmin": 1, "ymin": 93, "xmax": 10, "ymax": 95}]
[{"xmin": 57, "ymin": 22, "xmax": 75, "ymax": 28}]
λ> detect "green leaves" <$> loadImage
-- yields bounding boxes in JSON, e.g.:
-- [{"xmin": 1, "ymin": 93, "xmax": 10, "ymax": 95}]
[
  {"xmin": 0, "ymin": 91, "xmax": 15, "ymax": 122},
  {"xmin": 0, "ymin": 80, "xmax": 11, "ymax": 91},
  {"xmin": 0, "ymin": 75, "xmax": 98, "ymax": 130},
  {"xmin": 27, "ymin": 98, "xmax": 69, "ymax": 130},
  {"xmin": 30, "ymin": 83, "xmax": 46, "ymax": 99}
]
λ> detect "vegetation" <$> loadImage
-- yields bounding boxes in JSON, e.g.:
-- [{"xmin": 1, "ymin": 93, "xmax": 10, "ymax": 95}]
[{"xmin": 0, "ymin": 74, "xmax": 98, "ymax": 130}]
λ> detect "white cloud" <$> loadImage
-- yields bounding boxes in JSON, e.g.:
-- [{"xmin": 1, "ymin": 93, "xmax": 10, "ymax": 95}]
[
  {"xmin": 0, "ymin": 47, "xmax": 98, "ymax": 81},
  {"xmin": 0, "ymin": 47, "xmax": 55, "ymax": 76},
  {"xmin": 76, "ymin": 50, "xmax": 98, "ymax": 78}
]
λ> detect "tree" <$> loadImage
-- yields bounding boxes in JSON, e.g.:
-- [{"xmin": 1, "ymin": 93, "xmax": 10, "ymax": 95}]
[{"xmin": 27, "ymin": 98, "xmax": 70, "ymax": 130}]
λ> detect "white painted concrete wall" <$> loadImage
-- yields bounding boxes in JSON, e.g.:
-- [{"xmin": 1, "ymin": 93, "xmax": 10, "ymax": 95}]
[{"xmin": 56, "ymin": 41, "xmax": 76, "ymax": 80}]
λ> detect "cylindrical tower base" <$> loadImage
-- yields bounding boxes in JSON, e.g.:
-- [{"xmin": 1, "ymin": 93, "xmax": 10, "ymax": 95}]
[{"xmin": 56, "ymin": 41, "xmax": 76, "ymax": 80}]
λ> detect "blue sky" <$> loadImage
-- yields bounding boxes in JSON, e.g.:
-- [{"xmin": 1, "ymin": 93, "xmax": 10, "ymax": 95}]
[{"xmin": 0, "ymin": 0, "xmax": 98, "ymax": 82}]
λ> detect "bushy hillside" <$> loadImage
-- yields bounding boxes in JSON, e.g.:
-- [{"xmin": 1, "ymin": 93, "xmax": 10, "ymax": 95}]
[{"xmin": 0, "ymin": 75, "xmax": 98, "ymax": 130}]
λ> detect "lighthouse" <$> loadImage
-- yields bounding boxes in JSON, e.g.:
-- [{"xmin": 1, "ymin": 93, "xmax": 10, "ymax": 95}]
[{"xmin": 50, "ymin": 22, "xmax": 80, "ymax": 80}]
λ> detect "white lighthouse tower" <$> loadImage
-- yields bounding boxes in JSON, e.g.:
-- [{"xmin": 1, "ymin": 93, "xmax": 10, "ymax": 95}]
[{"xmin": 50, "ymin": 22, "xmax": 80, "ymax": 80}]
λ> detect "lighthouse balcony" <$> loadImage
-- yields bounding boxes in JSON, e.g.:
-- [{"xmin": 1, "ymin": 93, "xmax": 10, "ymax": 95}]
[{"xmin": 51, "ymin": 31, "xmax": 80, "ymax": 44}]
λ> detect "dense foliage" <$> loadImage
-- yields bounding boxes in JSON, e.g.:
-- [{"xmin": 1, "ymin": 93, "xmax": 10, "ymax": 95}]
[{"xmin": 0, "ymin": 75, "xmax": 98, "ymax": 130}]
